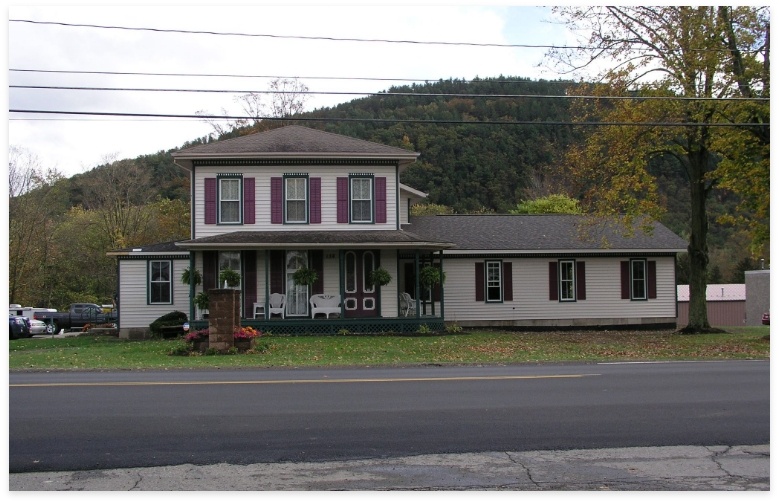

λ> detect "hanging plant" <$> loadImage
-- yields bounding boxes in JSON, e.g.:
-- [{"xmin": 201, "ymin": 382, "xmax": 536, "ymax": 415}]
[
  {"xmin": 419, "ymin": 265, "xmax": 446, "ymax": 288},
  {"xmin": 193, "ymin": 291, "xmax": 210, "ymax": 311},
  {"xmin": 219, "ymin": 268, "xmax": 241, "ymax": 288},
  {"xmin": 292, "ymin": 267, "xmax": 318, "ymax": 286},
  {"xmin": 369, "ymin": 267, "xmax": 392, "ymax": 287},
  {"xmin": 181, "ymin": 267, "xmax": 202, "ymax": 286}
]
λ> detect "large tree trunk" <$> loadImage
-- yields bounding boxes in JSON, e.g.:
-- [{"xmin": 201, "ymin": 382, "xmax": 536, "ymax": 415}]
[{"xmin": 684, "ymin": 148, "xmax": 713, "ymax": 332}]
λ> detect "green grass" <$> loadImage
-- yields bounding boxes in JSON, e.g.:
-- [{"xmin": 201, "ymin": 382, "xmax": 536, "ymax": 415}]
[{"xmin": 8, "ymin": 327, "xmax": 769, "ymax": 371}]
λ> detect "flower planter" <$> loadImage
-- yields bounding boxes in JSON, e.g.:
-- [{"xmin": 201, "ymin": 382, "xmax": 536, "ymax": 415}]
[{"xmin": 234, "ymin": 339, "xmax": 256, "ymax": 352}]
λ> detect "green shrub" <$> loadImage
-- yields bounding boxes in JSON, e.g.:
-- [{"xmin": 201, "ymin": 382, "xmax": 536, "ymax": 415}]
[{"xmin": 149, "ymin": 311, "xmax": 188, "ymax": 337}]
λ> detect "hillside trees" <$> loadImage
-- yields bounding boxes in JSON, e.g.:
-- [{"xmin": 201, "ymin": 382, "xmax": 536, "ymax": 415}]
[
  {"xmin": 548, "ymin": 6, "xmax": 770, "ymax": 332},
  {"xmin": 8, "ymin": 146, "xmax": 67, "ymax": 305}
]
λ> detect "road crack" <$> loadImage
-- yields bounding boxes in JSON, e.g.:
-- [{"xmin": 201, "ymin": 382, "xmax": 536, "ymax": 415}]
[{"xmin": 505, "ymin": 452, "xmax": 540, "ymax": 488}]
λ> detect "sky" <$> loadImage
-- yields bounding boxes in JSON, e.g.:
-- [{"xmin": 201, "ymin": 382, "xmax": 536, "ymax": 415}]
[{"xmin": 6, "ymin": 2, "xmax": 575, "ymax": 178}]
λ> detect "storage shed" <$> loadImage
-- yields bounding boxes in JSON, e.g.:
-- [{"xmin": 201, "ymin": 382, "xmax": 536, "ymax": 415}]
[{"xmin": 677, "ymin": 284, "xmax": 746, "ymax": 327}]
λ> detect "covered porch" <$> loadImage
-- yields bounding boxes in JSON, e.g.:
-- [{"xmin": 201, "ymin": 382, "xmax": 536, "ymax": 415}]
[{"xmin": 177, "ymin": 230, "xmax": 452, "ymax": 335}]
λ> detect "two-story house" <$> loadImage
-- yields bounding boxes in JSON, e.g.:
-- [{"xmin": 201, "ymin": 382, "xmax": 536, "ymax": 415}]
[{"xmin": 109, "ymin": 125, "xmax": 687, "ymax": 338}]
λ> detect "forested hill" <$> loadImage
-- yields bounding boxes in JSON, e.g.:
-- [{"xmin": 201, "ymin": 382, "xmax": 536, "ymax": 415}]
[{"xmin": 64, "ymin": 76, "xmax": 750, "ymax": 273}]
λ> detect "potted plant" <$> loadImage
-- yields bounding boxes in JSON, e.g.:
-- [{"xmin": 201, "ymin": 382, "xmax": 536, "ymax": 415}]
[
  {"xmin": 181, "ymin": 267, "xmax": 202, "ymax": 286},
  {"xmin": 419, "ymin": 264, "xmax": 446, "ymax": 288},
  {"xmin": 219, "ymin": 268, "xmax": 241, "ymax": 288},
  {"xmin": 369, "ymin": 267, "xmax": 392, "ymax": 288},
  {"xmin": 233, "ymin": 325, "xmax": 262, "ymax": 352},
  {"xmin": 194, "ymin": 291, "xmax": 210, "ymax": 319},
  {"xmin": 292, "ymin": 267, "xmax": 318, "ymax": 287}
]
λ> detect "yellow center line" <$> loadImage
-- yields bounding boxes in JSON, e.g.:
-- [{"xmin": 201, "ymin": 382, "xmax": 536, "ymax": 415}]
[{"xmin": 10, "ymin": 374, "xmax": 600, "ymax": 387}]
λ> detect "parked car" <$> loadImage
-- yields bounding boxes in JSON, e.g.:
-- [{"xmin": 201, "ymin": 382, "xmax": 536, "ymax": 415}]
[
  {"xmin": 9, "ymin": 315, "xmax": 31, "ymax": 339},
  {"xmin": 28, "ymin": 318, "xmax": 49, "ymax": 335},
  {"xmin": 761, "ymin": 312, "xmax": 769, "ymax": 325},
  {"xmin": 33, "ymin": 303, "xmax": 117, "ymax": 332}
]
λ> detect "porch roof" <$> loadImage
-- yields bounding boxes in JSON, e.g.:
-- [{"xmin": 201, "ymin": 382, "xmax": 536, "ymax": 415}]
[{"xmin": 176, "ymin": 230, "xmax": 454, "ymax": 250}]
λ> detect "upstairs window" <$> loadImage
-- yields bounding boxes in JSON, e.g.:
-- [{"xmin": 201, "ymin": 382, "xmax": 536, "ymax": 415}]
[
  {"xmin": 351, "ymin": 177, "xmax": 373, "ymax": 223},
  {"xmin": 285, "ymin": 177, "xmax": 308, "ymax": 223},
  {"xmin": 219, "ymin": 177, "xmax": 241, "ymax": 224}
]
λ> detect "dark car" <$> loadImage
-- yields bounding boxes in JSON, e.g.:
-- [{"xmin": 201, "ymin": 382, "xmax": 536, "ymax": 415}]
[
  {"xmin": 762, "ymin": 312, "xmax": 769, "ymax": 325},
  {"xmin": 9, "ymin": 315, "xmax": 31, "ymax": 339}
]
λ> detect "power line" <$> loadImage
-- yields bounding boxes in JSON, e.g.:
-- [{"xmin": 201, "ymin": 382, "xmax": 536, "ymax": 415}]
[
  {"xmin": 8, "ymin": 68, "xmax": 503, "ymax": 84},
  {"xmin": 9, "ymin": 109, "xmax": 768, "ymax": 127},
  {"xmin": 10, "ymin": 85, "xmax": 767, "ymax": 102},
  {"xmin": 9, "ymin": 19, "xmax": 582, "ymax": 50}
]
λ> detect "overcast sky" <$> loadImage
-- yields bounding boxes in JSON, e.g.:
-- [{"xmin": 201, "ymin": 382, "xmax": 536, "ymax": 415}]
[{"xmin": 7, "ymin": 2, "xmax": 575, "ymax": 178}]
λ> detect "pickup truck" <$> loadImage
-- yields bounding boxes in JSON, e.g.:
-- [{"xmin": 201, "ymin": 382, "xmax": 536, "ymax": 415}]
[{"xmin": 33, "ymin": 303, "xmax": 117, "ymax": 332}]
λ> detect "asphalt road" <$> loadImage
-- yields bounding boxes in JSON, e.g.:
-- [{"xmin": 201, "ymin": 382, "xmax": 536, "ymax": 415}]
[{"xmin": 9, "ymin": 360, "xmax": 769, "ymax": 473}]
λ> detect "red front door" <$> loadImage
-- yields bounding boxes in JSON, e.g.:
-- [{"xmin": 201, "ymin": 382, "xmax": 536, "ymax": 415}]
[{"xmin": 343, "ymin": 250, "xmax": 378, "ymax": 318}]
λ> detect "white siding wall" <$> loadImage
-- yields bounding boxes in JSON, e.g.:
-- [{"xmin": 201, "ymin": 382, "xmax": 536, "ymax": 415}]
[
  {"xmin": 193, "ymin": 165, "xmax": 399, "ymax": 238},
  {"xmin": 443, "ymin": 256, "xmax": 677, "ymax": 325},
  {"xmin": 380, "ymin": 249, "xmax": 399, "ymax": 317},
  {"xmin": 118, "ymin": 259, "xmax": 190, "ymax": 332}
]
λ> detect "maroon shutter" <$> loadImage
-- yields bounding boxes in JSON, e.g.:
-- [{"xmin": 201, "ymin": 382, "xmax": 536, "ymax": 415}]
[
  {"xmin": 576, "ymin": 261, "xmax": 586, "ymax": 300},
  {"xmin": 502, "ymin": 262, "xmax": 513, "ymax": 301},
  {"xmin": 648, "ymin": 261, "xmax": 657, "ymax": 299},
  {"xmin": 270, "ymin": 251, "xmax": 285, "ymax": 294},
  {"xmin": 549, "ymin": 262, "xmax": 558, "ymax": 301},
  {"xmin": 243, "ymin": 178, "xmax": 255, "ymax": 225},
  {"xmin": 204, "ymin": 178, "xmax": 216, "ymax": 224},
  {"xmin": 620, "ymin": 261, "xmax": 630, "ymax": 299},
  {"xmin": 475, "ymin": 262, "xmax": 485, "ymax": 301},
  {"xmin": 337, "ymin": 177, "xmax": 349, "ymax": 223},
  {"xmin": 311, "ymin": 250, "xmax": 324, "ymax": 295},
  {"xmin": 375, "ymin": 177, "xmax": 387, "ymax": 223},
  {"xmin": 243, "ymin": 250, "xmax": 257, "ymax": 315},
  {"xmin": 203, "ymin": 251, "xmax": 217, "ymax": 290},
  {"xmin": 309, "ymin": 177, "xmax": 321, "ymax": 224},
  {"xmin": 271, "ymin": 177, "xmax": 283, "ymax": 224}
]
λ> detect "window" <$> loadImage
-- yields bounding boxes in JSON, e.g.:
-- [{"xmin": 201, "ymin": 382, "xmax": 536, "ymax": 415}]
[
  {"xmin": 351, "ymin": 177, "xmax": 373, "ymax": 223},
  {"xmin": 486, "ymin": 261, "xmax": 502, "ymax": 302},
  {"xmin": 559, "ymin": 260, "xmax": 575, "ymax": 301},
  {"xmin": 219, "ymin": 178, "xmax": 241, "ymax": 224},
  {"xmin": 149, "ymin": 260, "xmax": 172, "ymax": 304},
  {"xmin": 285, "ymin": 177, "xmax": 307, "ymax": 223},
  {"xmin": 631, "ymin": 259, "xmax": 647, "ymax": 300}
]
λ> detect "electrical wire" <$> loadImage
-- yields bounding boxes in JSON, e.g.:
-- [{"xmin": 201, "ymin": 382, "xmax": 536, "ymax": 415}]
[{"xmin": 8, "ymin": 109, "xmax": 768, "ymax": 127}]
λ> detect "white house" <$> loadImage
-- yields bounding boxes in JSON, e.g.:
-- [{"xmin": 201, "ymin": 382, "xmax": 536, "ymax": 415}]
[{"xmin": 109, "ymin": 126, "xmax": 687, "ymax": 337}]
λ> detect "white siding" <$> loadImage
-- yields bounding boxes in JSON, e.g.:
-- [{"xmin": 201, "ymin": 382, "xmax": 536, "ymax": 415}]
[
  {"xmin": 118, "ymin": 259, "xmax": 190, "ymax": 331},
  {"xmin": 442, "ymin": 256, "xmax": 677, "ymax": 326},
  {"xmin": 193, "ymin": 165, "xmax": 399, "ymax": 238},
  {"xmin": 380, "ymin": 249, "xmax": 399, "ymax": 317}
]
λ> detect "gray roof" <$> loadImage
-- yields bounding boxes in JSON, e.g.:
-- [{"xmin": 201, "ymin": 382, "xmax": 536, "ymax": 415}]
[
  {"xmin": 407, "ymin": 215, "xmax": 687, "ymax": 253},
  {"xmin": 176, "ymin": 230, "xmax": 453, "ymax": 250},
  {"xmin": 174, "ymin": 125, "xmax": 419, "ymax": 159},
  {"xmin": 107, "ymin": 241, "xmax": 189, "ymax": 256}
]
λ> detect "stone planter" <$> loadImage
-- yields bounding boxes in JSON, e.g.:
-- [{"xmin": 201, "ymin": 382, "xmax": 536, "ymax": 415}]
[
  {"xmin": 234, "ymin": 338, "xmax": 256, "ymax": 352},
  {"xmin": 191, "ymin": 340, "xmax": 208, "ymax": 352}
]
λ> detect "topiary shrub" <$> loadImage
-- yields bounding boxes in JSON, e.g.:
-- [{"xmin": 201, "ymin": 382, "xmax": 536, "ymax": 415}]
[{"xmin": 149, "ymin": 311, "xmax": 188, "ymax": 338}]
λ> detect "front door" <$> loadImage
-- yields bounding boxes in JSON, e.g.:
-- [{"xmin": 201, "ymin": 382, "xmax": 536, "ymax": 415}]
[
  {"xmin": 285, "ymin": 250, "xmax": 309, "ymax": 317},
  {"xmin": 343, "ymin": 250, "xmax": 378, "ymax": 318}
]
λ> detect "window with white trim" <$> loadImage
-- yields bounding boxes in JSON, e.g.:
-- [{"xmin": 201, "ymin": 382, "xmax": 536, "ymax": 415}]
[
  {"xmin": 219, "ymin": 178, "xmax": 241, "ymax": 224},
  {"xmin": 149, "ymin": 260, "xmax": 172, "ymax": 304},
  {"xmin": 631, "ymin": 259, "xmax": 647, "ymax": 300},
  {"xmin": 351, "ymin": 177, "xmax": 373, "ymax": 223},
  {"xmin": 559, "ymin": 260, "xmax": 576, "ymax": 301},
  {"xmin": 486, "ymin": 260, "xmax": 502, "ymax": 302},
  {"xmin": 285, "ymin": 177, "xmax": 307, "ymax": 223}
]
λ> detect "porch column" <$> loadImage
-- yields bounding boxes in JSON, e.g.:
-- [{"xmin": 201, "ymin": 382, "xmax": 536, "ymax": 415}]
[
  {"xmin": 414, "ymin": 250, "xmax": 420, "ymax": 318},
  {"xmin": 439, "ymin": 250, "xmax": 445, "ymax": 321},
  {"xmin": 264, "ymin": 250, "xmax": 270, "ymax": 320},
  {"xmin": 188, "ymin": 252, "xmax": 195, "ymax": 322}
]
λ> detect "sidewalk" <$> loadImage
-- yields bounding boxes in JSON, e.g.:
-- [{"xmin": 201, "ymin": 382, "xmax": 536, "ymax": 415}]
[{"xmin": 9, "ymin": 444, "xmax": 770, "ymax": 491}]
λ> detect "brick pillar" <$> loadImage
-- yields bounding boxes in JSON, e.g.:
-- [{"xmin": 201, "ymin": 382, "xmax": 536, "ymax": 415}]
[{"xmin": 208, "ymin": 288, "xmax": 240, "ymax": 351}]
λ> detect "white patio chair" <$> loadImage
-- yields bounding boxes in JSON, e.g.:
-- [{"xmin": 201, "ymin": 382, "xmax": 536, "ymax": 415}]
[
  {"xmin": 399, "ymin": 292, "xmax": 416, "ymax": 317},
  {"xmin": 268, "ymin": 293, "xmax": 286, "ymax": 319},
  {"xmin": 252, "ymin": 302, "xmax": 264, "ymax": 319}
]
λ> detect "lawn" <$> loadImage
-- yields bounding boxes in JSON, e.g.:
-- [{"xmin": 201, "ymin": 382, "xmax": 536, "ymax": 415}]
[{"xmin": 8, "ymin": 327, "xmax": 769, "ymax": 371}]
